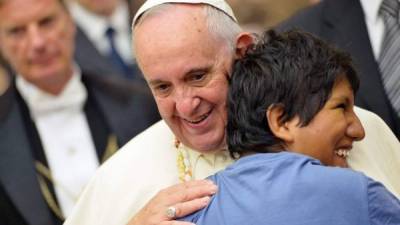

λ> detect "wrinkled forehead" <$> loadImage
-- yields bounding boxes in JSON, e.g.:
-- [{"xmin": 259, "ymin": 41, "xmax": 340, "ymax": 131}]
[
  {"xmin": 0, "ymin": 0, "xmax": 66, "ymax": 8},
  {"xmin": 133, "ymin": 7, "xmax": 233, "ymax": 83},
  {"xmin": 134, "ymin": 3, "xmax": 208, "ymax": 33},
  {"xmin": 134, "ymin": 4, "xmax": 218, "ymax": 54},
  {"xmin": 0, "ymin": 0, "xmax": 67, "ymax": 18},
  {"xmin": 133, "ymin": 5, "xmax": 216, "ymax": 65},
  {"xmin": 0, "ymin": 0, "xmax": 66, "ymax": 26}
]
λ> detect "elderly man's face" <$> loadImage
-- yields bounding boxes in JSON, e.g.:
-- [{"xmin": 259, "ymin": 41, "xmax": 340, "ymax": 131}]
[
  {"xmin": 134, "ymin": 5, "xmax": 233, "ymax": 152},
  {"xmin": 0, "ymin": 0, "xmax": 75, "ymax": 88}
]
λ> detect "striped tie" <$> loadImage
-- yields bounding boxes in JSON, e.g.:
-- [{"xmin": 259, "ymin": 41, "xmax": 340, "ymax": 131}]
[{"xmin": 379, "ymin": 0, "xmax": 400, "ymax": 115}]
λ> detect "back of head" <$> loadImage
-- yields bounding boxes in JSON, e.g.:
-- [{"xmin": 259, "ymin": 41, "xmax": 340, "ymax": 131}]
[{"xmin": 227, "ymin": 29, "xmax": 359, "ymax": 156}]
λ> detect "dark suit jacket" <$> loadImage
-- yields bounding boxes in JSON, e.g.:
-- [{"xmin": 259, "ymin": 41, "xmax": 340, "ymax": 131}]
[
  {"xmin": 277, "ymin": 0, "xmax": 400, "ymax": 139},
  {"xmin": 0, "ymin": 73, "xmax": 160, "ymax": 225},
  {"xmin": 72, "ymin": 0, "xmax": 144, "ymax": 81},
  {"xmin": 74, "ymin": 25, "xmax": 144, "ymax": 82}
]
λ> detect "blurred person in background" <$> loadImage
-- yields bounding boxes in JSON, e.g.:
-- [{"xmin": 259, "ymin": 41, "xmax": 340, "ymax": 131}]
[
  {"xmin": 66, "ymin": 1, "xmax": 400, "ymax": 225},
  {"xmin": 0, "ymin": 0, "xmax": 159, "ymax": 224},
  {"xmin": 278, "ymin": 0, "xmax": 400, "ymax": 140},
  {"xmin": 129, "ymin": 0, "xmax": 146, "ymax": 16},
  {"xmin": 226, "ymin": 0, "xmax": 318, "ymax": 33},
  {"xmin": 0, "ymin": 57, "xmax": 10, "ymax": 96},
  {"xmin": 66, "ymin": 0, "xmax": 143, "ymax": 81},
  {"xmin": 0, "ymin": 66, "xmax": 7, "ymax": 95}
]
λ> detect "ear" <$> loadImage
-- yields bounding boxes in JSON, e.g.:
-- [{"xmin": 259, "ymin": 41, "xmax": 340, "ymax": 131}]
[
  {"xmin": 235, "ymin": 32, "xmax": 255, "ymax": 58},
  {"xmin": 266, "ymin": 105, "xmax": 295, "ymax": 144}
]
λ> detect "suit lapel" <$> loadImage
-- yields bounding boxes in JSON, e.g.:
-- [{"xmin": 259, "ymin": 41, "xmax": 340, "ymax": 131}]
[
  {"xmin": 0, "ymin": 87, "xmax": 53, "ymax": 225},
  {"xmin": 74, "ymin": 27, "xmax": 121, "ymax": 77},
  {"xmin": 82, "ymin": 75, "xmax": 127, "ymax": 147},
  {"xmin": 321, "ymin": 0, "xmax": 396, "ymax": 127}
]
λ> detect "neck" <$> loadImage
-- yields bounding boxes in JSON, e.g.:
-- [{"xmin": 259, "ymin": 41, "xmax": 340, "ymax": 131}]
[{"xmin": 35, "ymin": 69, "xmax": 74, "ymax": 96}]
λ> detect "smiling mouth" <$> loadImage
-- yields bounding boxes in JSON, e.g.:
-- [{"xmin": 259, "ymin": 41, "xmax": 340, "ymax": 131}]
[
  {"xmin": 183, "ymin": 110, "xmax": 212, "ymax": 124},
  {"xmin": 334, "ymin": 149, "xmax": 350, "ymax": 158}
]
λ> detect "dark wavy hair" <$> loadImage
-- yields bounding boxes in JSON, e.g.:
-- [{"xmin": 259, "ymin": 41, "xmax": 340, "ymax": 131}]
[{"xmin": 227, "ymin": 29, "xmax": 359, "ymax": 156}]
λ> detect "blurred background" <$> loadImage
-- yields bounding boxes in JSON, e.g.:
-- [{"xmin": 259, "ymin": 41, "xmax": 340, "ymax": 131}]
[
  {"xmin": 130, "ymin": 0, "xmax": 320, "ymax": 33},
  {"xmin": 0, "ymin": 56, "xmax": 9, "ymax": 96},
  {"xmin": 0, "ymin": 0, "xmax": 319, "ymax": 96},
  {"xmin": 226, "ymin": 0, "xmax": 320, "ymax": 33}
]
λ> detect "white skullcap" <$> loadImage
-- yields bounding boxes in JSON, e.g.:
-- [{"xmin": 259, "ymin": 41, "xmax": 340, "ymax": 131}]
[{"xmin": 133, "ymin": 0, "xmax": 238, "ymax": 25}]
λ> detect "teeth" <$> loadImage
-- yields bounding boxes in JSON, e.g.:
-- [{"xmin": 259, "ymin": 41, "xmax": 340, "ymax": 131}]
[{"xmin": 335, "ymin": 149, "xmax": 350, "ymax": 158}]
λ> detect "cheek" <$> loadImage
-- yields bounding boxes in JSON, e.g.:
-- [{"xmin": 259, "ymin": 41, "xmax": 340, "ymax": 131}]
[
  {"xmin": 209, "ymin": 79, "xmax": 228, "ymax": 105},
  {"xmin": 154, "ymin": 98, "xmax": 173, "ymax": 119},
  {"xmin": 2, "ymin": 42, "xmax": 22, "ymax": 63},
  {"xmin": 52, "ymin": 19, "xmax": 75, "ymax": 57},
  {"xmin": 59, "ymin": 33, "xmax": 74, "ymax": 57},
  {"xmin": 327, "ymin": 117, "xmax": 348, "ymax": 141},
  {"xmin": 293, "ymin": 125, "xmax": 328, "ymax": 156},
  {"xmin": 205, "ymin": 86, "xmax": 228, "ymax": 120}
]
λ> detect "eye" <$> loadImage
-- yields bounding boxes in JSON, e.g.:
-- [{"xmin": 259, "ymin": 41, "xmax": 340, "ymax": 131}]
[
  {"xmin": 192, "ymin": 73, "xmax": 205, "ymax": 81},
  {"xmin": 335, "ymin": 103, "xmax": 347, "ymax": 110},
  {"xmin": 187, "ymin": 71, "xmax": 210, "ymax": 87},
  {"xmin": 6, "ymin": 26, "xmax": 25, "ymax": 38},
  {"xmin": 152, "ymin": 83, "xmax": 171, "ymax": 96},
  {"xmin": 39, "ymin": 14, "xmax": 60, "ymax": 32},
  {"xmin": 39, "ymin": 16, "xmax": 56, "ymax": 28}
]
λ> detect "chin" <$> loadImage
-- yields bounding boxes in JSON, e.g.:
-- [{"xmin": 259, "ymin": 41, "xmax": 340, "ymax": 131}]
[
  {"xmin": 331, "ymin": 158, "xmax": 348, "ymax": 168},
  {"xmin": 30, "ymin": 65, "xmax": 59, "ymax": 77},
  {"xmin": 192, "ymin": 139, "xmax": 226, "ymax": 152}
]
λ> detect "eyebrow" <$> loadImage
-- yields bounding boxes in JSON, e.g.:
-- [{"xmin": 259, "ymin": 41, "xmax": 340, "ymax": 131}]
[
  {"xmin": 148, "ymin": 65, "xmax": 212, "ymax": 86},
  {"xmin": 185, "ymin": 66, "xmax": 211, "ymax": 75},
  {"xmin": 148, "ymin": 79, "xmax": 166, "ymax": 87}
]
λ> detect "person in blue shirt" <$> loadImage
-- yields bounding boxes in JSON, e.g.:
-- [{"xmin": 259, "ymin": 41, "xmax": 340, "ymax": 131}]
[{"xmin": 180, "ymin": 29, "xmax": 400, "ymax": 225}]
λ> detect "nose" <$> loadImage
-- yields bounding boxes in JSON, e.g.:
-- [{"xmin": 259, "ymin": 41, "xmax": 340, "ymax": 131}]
[
  {"xmin": 27, "ymin": 25, "xmax": 46, "ymax": 51},
  {"xmin": 347, "ymin": 110, "xmax": 365, "ymax": 142},
  {"xmin": 174, "ymin": 87, "xmax": 201, "ymax": 118}
]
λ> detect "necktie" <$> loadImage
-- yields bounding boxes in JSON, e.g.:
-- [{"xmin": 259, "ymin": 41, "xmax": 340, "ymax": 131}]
[
  {"xmin": 379, "ymin": 0, "xmax": 400, "ymax": 115},
  {"xmin": 105, "ymin": 26, "xmax": 133, "ymax": 79}
]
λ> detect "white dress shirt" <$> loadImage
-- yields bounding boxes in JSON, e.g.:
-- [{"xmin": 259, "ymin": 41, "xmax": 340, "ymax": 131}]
[
  {"xmin": 186, "ymin": 146, "xmax": 234, "ymax": 179},
  {"xmin": 67, "ymin": 0, "xmax": 134, "ymax": 62},
  {"xmin": 16, "ymin": 69, "xmax": 99, "ymax": 218}
]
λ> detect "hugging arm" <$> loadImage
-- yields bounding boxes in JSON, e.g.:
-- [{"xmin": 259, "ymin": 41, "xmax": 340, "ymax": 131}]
[{"xmin": 127, "ymin": 180, "xmax": 217, "ymax": 225}]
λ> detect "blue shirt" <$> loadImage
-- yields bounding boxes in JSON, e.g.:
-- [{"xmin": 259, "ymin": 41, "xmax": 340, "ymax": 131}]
[{"xmin": 180, "ymin": 152, "xmax": 400, "ymax": 225}]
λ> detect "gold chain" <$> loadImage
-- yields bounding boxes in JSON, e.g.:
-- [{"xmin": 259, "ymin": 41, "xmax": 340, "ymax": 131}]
[
  {"xmin": 35, "ymin": 161, "xmax": 66, "ymax": 221},
  {"xmin": 34, "ymin": 134, "xmax": 119, "ymax": 220},
  {"xmin": 175, "ymin": 139, "xmax": 193, "ymax": 182}
]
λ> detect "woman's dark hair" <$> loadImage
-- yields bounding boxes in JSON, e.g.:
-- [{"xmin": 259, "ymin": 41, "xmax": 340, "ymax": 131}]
[{"xmin": 227, "ymin": 29, "xmax": 359, "ymax": 156}]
